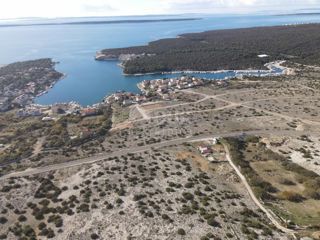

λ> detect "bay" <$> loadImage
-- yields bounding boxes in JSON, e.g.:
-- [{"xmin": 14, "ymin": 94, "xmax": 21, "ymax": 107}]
[{"xmin": 0, "ymin": 14, "xmax": 320, "ymax": 106}]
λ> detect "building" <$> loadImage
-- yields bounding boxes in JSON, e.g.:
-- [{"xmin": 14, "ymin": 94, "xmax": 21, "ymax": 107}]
[
  {"xmin": 198, "ymin": 146, "xmax": 213, "ymax": 155},
  {"xmin": 122, "ymin": 99, "xmax": 134, "ymax": 106},
  {"xmin": 42, "ymin": 116, "xmax": 54, "ymax": 121},
  {"xmin": 0, "ymin": 97, "xmax": 10, "ymax": 112},
  {"xmin": 17, "ymin": 108, "xmax": 42, "ymax": 117},
  {"xmin": 81, "ymin": 108, "xmax": 100, "ymax": 117}
]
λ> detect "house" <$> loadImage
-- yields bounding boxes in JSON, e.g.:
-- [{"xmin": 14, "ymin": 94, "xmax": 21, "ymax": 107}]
[
  {"xmin": 135, "ymin": 95, "xmax": 147, "ymax": 103},
  {"xmin": 177, "ymin": 84, "xmax": 185, "ymax": 90},
  {"xmin": 52, "ymin": 104, "xmax": 67, "ymax": 114},
  {"xmin": 168, "ymin": 81, "xmax": 177, "ymax": 87},
  {"xmin": 157, "ymin": 85, "xmax": 168, "ymax": 94},
  {"xmin": 42, "ymin": 116, "xmax": 54, "ymax": 121},
  {"xmin": 16, "ymin": 108, "xmax": 42, "ymax": 117},
  {"xmin": 211, "ymin": 138, "xmax": 219, "ymax": 145},
  {"xmin": 12, "ymin": 94, "xmax": 31, "ymax": 106},
  {"xmin": 0, "ymin": 97, "xmax": 10, "ymax": 112},
  {"xmin": 122, "ymin": 99, "xmax": 134, "ymax": 106},
  {"xmin": 161, "ymin": 94, "xmax": 171, "ymax": 100},
  {"xmin": 141, "ymin": 80, "xmax": 150, "ymax": 88},
  {"xmin": 198, "ymin": 146, "xmax": 213, "ymax": 155},
  {"xmin": 258, "ymin": 54, "xmax": 269, "ymax": 58},
  {"xmin": 81, "ymin": 108, "xmax": 100, "ymax": 117}
]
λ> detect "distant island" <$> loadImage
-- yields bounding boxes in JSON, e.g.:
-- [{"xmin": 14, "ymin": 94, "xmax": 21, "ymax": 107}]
[
  {"xmin": 0, "ymin": 18, "xmax": 201, "ymax": 28},
  {"xmin": 96, "ymin": 23, "xmax": 320, "ymax": 74},
  {"xmin": 274, "ymin": 12, "xmax": 320, "ymax": 16}
]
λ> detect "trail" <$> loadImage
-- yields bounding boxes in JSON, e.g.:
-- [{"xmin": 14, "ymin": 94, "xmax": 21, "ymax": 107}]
[{"xmin": 222, "ymin": 143, "xmax": 297, "ymax": 237}]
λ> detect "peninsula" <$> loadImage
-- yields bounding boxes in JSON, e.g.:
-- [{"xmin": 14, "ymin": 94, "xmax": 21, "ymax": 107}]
[
  {"xmin": 96, "ymin": 23, "xmax": 320, "ymax": 74},
  {"xmin": 0, "ymin": 59, "xmax": 63, "ymax": 111}
]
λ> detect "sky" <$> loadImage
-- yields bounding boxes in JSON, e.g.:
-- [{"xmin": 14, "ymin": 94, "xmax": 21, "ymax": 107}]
[{"xmin": 0, "ymin": 0, "xmax": 319, "ymax": 19}]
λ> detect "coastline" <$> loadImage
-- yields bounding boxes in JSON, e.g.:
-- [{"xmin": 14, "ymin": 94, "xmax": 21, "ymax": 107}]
[
  {"xmin": 96, "ymin": 23, "xmax": 320, "ymax": 77},
  {"xmin": 35, "ymin": 60, "xmax": 293, "ymax": 108},
  {"xmin": 35, "ymin": 73, "xmax": 67, "ymax": 98},
  {"xmin": 122, "ymin": 61, "xmax": 288, "ymax": 77}
]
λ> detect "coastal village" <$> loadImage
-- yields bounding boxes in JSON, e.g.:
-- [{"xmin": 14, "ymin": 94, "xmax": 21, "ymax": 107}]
[
  {"xmin": 0, "ymin": 59, "xmax": 63, "ymax": 112},
  {"xmin": 0, "ymin": 58, "xmax": 294, "ymax": 122},
  {"xmin": 6, "ymin": 66, "xmax": 292, "ymax": 120},
  {"xmin": 14, "ymin": 76, "xmax": 211, "ymax": 119},
  {"xmin": 106, "ymin": 76, "xmax": 216, "ymax": 106}
]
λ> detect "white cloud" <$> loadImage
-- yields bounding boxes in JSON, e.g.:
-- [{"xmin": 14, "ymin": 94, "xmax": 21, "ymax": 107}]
[{"xmin": 0, "ymin": 0, "xmax": 319, "ymax": 19}]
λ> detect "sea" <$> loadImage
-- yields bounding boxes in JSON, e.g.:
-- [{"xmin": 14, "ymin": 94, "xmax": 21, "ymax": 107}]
[{"xmin": 0, "ymin": 13, "xmax": 320, "ymax": 106}]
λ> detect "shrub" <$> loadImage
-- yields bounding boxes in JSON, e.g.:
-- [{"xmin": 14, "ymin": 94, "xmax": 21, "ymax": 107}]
[
  {"xmin": 226, "ymin": 233, "xmax": 233, "ymax": 238},
  {"xmin": 77, "ymin": 203, "xmax": 90, "ymax": 212},
  {"xmin": 177, "ymin": 228, "xmax": 186, "ymax": 235},
  {"xmin": 182, "ymin": 192, "xmax": 194, "ymax": 201},
  {"xmin": 162, "ymin": 214, "xmax": 170, "ymax": 220},
  {"xmin": 0, "ymin": 234, "xmax": 7, "ymax": 239},
  {"xmin": 38, "ymin": 222, "xmax": 46, "ymax": 230},
  {"xmin": 22, "ymin": 225, "xmax": 35, "ymax": 238},
  {"xmin": 116, "ymin": 198, "xmax": 123, "ymax": 205},
  {"xmin": 304, "ymin": 189, "xmax": 320, "ymax": 200},
  {"xmin": 18, "ymin": 215, "xmax": 27, "ymax": 222},
  {"xmin": 47, "ymin": 228, "xmax": 55, "ymax": 238},
  {"xmin": 207, "ymin": 217, "xmax": 221, "ymax": 228},
  {"xmin": 279, "ymin": 191, "xmax": 304, "ymax": 202},
  {"xmin": 133, "ymin": 194, "xmax": 146, "ymax": 201},
  {"xmin": 184, "ymin": 182, "xmax": 194, "ymax": 188},
  {"xmin": 0, "ymin": 217, "xmax": 8, "ymax": 224},
  {"xmin": 280, "ymin": 179, "xmax": 296, "ymax": 186},
  {"xmin": 91, "ymin": 233, "xmax": 99, "ymax": 239}
]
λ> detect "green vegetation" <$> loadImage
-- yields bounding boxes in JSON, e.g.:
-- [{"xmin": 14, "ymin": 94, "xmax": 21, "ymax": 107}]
[
  {"xmin": 224, "ymin": 136, "xmax": 320, "ymax": 230},
  {"xmin": 177, "ymin": 228, "xmax": 186, "ymax": 235},
  {"xmin": 101, "ymin": 24, "xmax": 320, "ymax": 74},
  {"xmin": 0, "ymin": 58, "xmax": 63, "ymax": 109},
  {"xmin": 0, "ymin": 59, "xmax": 62, "ymax": 92}
]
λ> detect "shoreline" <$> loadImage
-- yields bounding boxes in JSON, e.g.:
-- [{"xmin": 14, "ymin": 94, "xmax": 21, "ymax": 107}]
[
  {"xmin": 34, "ymin": 60, "xmax": 292, "ymax": 108},
  {"xmin": 35, "ymin": 73, "xmax": 67, "ymax": 98},
  {"xmin": 122, "ymin": 61, "xmax": 287, "ymax": 76}
]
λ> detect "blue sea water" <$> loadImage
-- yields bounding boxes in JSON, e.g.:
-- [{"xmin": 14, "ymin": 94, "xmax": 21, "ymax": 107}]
[{"xmin": 0, "ymin": 14, "xmax": 320, "ymax": 106}]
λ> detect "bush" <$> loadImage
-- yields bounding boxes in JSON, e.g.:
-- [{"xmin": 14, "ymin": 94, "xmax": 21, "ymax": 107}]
[
  {"xmin": 279, "ymin": 191, "xmax": 304, "ymax": 202},
  {"xmin": 133, "ymin": 194, "xmax": 146, "ymax": 201},
  {"xmin": 38, "ymin": 222, "xmax": 46, "ymax": 230},
  {"xmin": 182, "ymin": 192, "xmax": 194, "ymax": 201},
  {"xmin": 116, "ymin": 198, "xmax": 123, "ymax": 205},
  {"xmin": 91, "ymin": 233, "xmax": 99, "ymax": 239},
  {"xmin": 207, "ymin": 217, "xmax": 221, "ymax": 228},
  {"xmin": 77, "ymin": 203, "xmax": 90, "ymax": 212},
  {"xmin": 47, "ymin": 228, "xmax": 55, "ymax": 238},
  {"xmin": 18, "ymin": 215, "xmax": 27, "ymax": 222},
  {"xmin": 177, "ymin": 228, "xmax": 186, "ymax": 235},
  {"xmin": 22, "ymin": 225, "xmax": 35, "ymax": 238},
  {"xmin": 280, "ymin": 179, "xmax": 296, "ymax": 186},
  {"xmin": 304, "ymin": 189, "xmax": 320, "ymax": 200},
  {"xmin": 0, "ymin": 234, "xmax": 7, "ymax": 239},
  {"xmin": 184, "ymin": 182, "xmax": 194, "ymax": 188},
  {"xmin": 161, "ymin": 214, "xmax": 170, "ymax": 220},
  {"xmin": 0, "ymin": 216, "xmax": 7, "ymax": 224}
]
